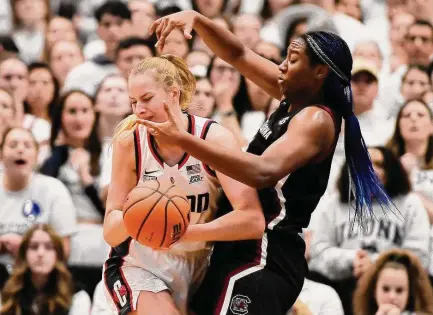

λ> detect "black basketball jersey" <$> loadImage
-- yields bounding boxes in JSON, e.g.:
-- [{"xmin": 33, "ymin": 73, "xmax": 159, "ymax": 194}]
[
  {"xmin": 209, "ymin": 100, "xmax": 341, "ymax": 284},
  {"xmin": 248, "ymin": 99, "xmax": 341, "ymax": 234}
]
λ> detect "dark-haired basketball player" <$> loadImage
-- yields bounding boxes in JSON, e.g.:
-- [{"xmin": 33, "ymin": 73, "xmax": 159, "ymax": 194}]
[
  {"xmin": 139, "ymin": 10, "xmax": 394, "ymax": 315},
  {"xmin": 102, "ymin": 54, "xmax": 265, "ymax": 315}
]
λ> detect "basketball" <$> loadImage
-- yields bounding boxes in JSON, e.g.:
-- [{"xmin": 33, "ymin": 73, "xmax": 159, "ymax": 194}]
[{"xmin": 123, "ymin": 180, "xmax": 191, "ymax": 249}]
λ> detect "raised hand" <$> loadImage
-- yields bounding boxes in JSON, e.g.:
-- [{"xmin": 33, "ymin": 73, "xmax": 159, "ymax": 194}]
[
  {"xmin": 149, "ymin": 11, "xmax": 199, "ymax": 51},
  {"xmin": 136, "ymin": 101, "xmax": 188, "ymax": 145}
]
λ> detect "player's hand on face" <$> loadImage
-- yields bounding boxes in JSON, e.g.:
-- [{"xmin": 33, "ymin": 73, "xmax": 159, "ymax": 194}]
[
  {"xmin": 137, "ymin": 100, "xmax": 187, "ymax": 145},
  {"xmin": 149, "ymin": 10, "xmax": 198, "ymax": 51}
]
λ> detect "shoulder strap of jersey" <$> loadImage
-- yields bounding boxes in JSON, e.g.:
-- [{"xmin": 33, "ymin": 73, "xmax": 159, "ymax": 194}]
[
  {"xmin": 313, "ymin": 105, "xmax": 342, "ymax": 159},
  {"xmin": 193, "ymin": 115, "xmax": 217, "ymax": 177},
  {"xmin": 133, "ymin": 127, "xmax": 141, "ymax": 183}
]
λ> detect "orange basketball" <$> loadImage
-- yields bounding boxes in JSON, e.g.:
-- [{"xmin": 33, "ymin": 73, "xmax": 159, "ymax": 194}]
[{"xmin": 123, "ymin": 180, "xmax": 190, "ymax": 249}]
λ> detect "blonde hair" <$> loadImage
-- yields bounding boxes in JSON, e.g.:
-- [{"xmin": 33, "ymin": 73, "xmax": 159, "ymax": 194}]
[{"xmin": 113, "ymin": 54, "xmax": 196, "ymax": 140}]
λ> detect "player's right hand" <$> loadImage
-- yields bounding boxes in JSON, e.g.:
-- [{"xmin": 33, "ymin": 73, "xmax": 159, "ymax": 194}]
[{"xmin": 149, "ymin": 10, "xmax": 199, "ymax": 51}]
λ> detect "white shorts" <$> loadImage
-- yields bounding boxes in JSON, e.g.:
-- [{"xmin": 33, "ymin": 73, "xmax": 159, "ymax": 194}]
[{"xmin": 103, "ymin": 238, "xmax": 211, "ymax": 315}]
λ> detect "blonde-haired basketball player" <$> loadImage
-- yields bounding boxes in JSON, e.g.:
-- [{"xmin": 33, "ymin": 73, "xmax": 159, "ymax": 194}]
[{"xmin": 102, "ymin": 54, "xmax": 265, "ymax": 315}]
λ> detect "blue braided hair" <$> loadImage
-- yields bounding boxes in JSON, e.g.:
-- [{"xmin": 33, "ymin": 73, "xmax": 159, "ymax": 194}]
[{"xmin": 301, "ymin": 31, "xmax": 393, "ymax": 223}]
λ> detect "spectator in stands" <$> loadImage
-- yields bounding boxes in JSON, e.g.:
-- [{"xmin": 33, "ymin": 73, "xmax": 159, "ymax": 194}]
[
  {"xmin": 10, "ymin": 0, "xmax": 50, "ymax": 63},
  {"xmin": 40, "ymin": 90, "xmax": 106, "ymax": 297},
  {"xmin": 335, "ymin": 0, "xmax": 362, "ymax": 21},
  {"xmin": 0, "ymin": 224, "xmax": 91, "ymax": 315},
  {"xmin": 253, "ymin": 40, "xmax": 282, "ymax": 64},
  {"xmin": 90, "ymin": 280, "xmax": 111, "ymax": 315},
  {"xmin": 0, "ymin": 127, "xmax": 77, "ymax": 288},
  {"xmin": 353, "ymin": 248, "xmax": 433, "ymax": 315},
  {"xmin": 390, "ymin": 12, "xmax": 415, "ymax": 52},
  {"xmin": 401, "ymin": 65, "xmax": 431, "ymax": 102},
  {"xmin": 192, "ymin": 0, "xmax": 229, "ymax": 19},
  {"xmin": 95, "ymin": 74, "xmax": 130, "ymax": 202},
  {"xmin": 309, "ymin": 146, "xmax": 430, "ymax": 315},
  {"xmin": 48, "ymin": 40, "xmax": 84, "ymax": 88},
  {"xmin": 186, "ymin": 50, "xmax": 212, "ymax": 77},
  {"xmin": 0, "ymin": 58, "xmax": 51, "ymax": 160},
  {"xmin": 386, "ymin": 99, "xmax": 433, "ymax": 281},
  {"xmin": 188, "ymin": 76, "xmax": 216, "ymax": 119},
  {"xmin": 157, "ymin": 28, "xmax": 190, "ymax": 59},
  {"xmin": 353, "ymin": 40, "xmax": 383, "ymax": 76},
  {"xmin": 260, "ymin": 0, "xmax": 294, "ymax": 21},
  {"xmin": 232, "ymin": 14, "xmax": 262, "ymax": 49},
  {"xmin": 286, "ymin": 230, "xmax": 344, "ymax": 315},
  {"xmin": 0, "ymin": 88, "xmax": 15, "ymax": 147},
  {"xmin": 63, "ymin": 1, "xmax": 131, "ymax": 96},
  {"xmin": 25, "ymin": 62, "xmax": 59, "ymax": 123},
  {"xmin": 351, "ymin": 58, "xmax": 393, "ymax": 143},
  {"xmin": 404, "ymin": 20, "xmax": 433, "ymax": 67},
  {"xmin": 128, "ymin": 0, "xmax": 156, "ymax": 39},
  {"xmin": 41, "ymin": 17, "xmax": 78, "ymax": 62},
  {"xmin": 115, "ymin": 36, "xmax": 155, "ymax": 80}
]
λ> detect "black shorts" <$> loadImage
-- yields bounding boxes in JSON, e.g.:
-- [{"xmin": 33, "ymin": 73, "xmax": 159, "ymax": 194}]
[{"xmin": 191, "ymin": 232, "xmax": 306, "ymax": 315}]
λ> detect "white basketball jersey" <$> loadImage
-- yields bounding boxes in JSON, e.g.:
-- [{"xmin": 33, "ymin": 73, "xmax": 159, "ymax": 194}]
[{"xmin": 133, "ymin": 114, "xmax": 221, "ymax": 252}]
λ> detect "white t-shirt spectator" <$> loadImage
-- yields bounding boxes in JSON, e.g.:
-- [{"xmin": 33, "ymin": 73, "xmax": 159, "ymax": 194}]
[
  {"xmin": 91, "ymin": 281, "xmax": 112, "ymax": 315},
  {"xmin": 0, "ymin": 173, "xmax": 77, "ymax": 266},
  {"xmin": 0, "ymin": 289, "xmax": 91, "ymax": 315},
  {"xmin": 309, "ymin": 193, "xmax": 430, "ymax": 280},
  {"xmin": 286, "ymin": 279, "xmax": 344, "ymax": 315}
]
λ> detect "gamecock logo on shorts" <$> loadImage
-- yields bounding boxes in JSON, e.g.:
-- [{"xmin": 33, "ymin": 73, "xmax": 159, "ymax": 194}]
[{"xmin": 230, "ymin": 294, "xmax": 251, "ymax": 315}]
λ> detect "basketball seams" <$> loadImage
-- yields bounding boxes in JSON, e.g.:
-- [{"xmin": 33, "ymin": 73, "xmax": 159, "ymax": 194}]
[
  {"xmin": 123, "ymin": 181, "xmax": 162, "ymax": 216},
  {"xmin": 135, "ymin": 184, "xmax": 176, "ymax": 241},
  {"xmin": 123, "ymin": 180, "xmax": 191, "ymax": 249},
  {"xmin": 159, "ymin": 201, "xmax": 170, "ymax": 247},
  {"xmin": 168, "ymin": 197, "xmax": 189, "ymax": 229}
]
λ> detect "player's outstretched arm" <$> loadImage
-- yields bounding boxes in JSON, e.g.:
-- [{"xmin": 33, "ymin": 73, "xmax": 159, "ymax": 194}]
[
  {"xmin": 182, "ymin": 124, "xmax": 265, "ymax": 242},
  {"xmin": 103, "ymin": 132, "xmax": 137, "ymax": 247},
  {"xmin": 140, "ymin": 105, "xmax": 335, "ymax": 189},
  {"xmin": 150, "ymin": 11, "xmax": 281, "ymax": 100}
]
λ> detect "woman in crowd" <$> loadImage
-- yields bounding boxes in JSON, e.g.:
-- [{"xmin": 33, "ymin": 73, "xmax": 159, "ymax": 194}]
[
  {"xmin": 0, "ymin": 88, "xmax": 16, "ymax": 149},
  {"xmin": 386, "ymin": 99, "xmax": 433, "ymax": 281},
  {"xmin": 309, "ymin": 146, "xmax": 430, "ymax": 315},
  {"xmin": 10, "ymin": 0, "xmax": 50, "ymax": 63},
  {"xmin": 401, "ymin": 66, "xmax": 431, "ymax": 102},
  {"xmin": 40, "ymin": 90, "xmax": 106, "ymax": 297},
  {"xmin": 42, "ymin": 16, "xmax": 78, "ymax": 62},
  {"xmin": 94, "ymin": 74, "xmax": 131, "ymax": 203},
  {"xmin": 0, "ymin": 127, "xmax": 77, "ymax": 288},
  {"xmin": 0, "ymin": 224, "xmax": 90, "ymax": 315},
  {"xmin": 0, "ymin": 58, "xmax": 51, "ymax": 153},
  {"xmin": 25, "ymin": 62, "xmax": 59, "ymax": 123},
  {"xmin": 48, "ymin": 40, "xmax": 84, "ymax": 88},
  {"xmin": 187, "ymin": 76, "xmax": 216, "ymax": 119},
  {"xmin": 353, "ymin": 248, "xmax": 433, "ymax": 315}
]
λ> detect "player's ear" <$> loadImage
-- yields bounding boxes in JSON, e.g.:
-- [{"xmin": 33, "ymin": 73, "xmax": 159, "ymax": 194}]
[
  {"xmin": 170, "ymin": 87, "xmax": 180, "ymax": 103},
  {"xmin": 314, "ymin": 64, "xmax": 330, "ymax": 81}
]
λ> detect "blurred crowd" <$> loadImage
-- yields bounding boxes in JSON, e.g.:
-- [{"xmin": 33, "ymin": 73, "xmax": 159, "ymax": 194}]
[{"xmin": 0, "ymin": 0, "xmax": 432, "ymax": 314}]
